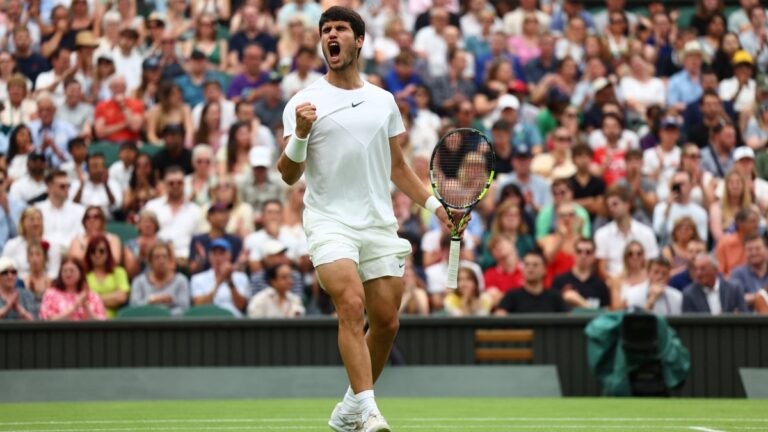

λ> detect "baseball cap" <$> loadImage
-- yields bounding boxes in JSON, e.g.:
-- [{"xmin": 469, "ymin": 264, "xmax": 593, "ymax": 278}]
[
  {"xmin": 591, "ymin": 77, "xmax": 612, "ymax": 93},
  {"xmin": 162, "ymin": 123, "xmax": 185, "ymax": 136},
  {"xmin": 268, "ymin": 71, "xmax": 282, "ymax": 83},
  {"xmin": 207, "ymin": 202, "xmax": 233, "ymax": 214},
  {"xmin": 681, "ymin": 40, "xmax": 705, "ymax": 59},
  {"xmin": 660, "ymin": 116, "xmax": 681, "ymax": 129},
  {"xmin": 0, "ymin": 257, "xmax": 16, "ymax": 274},
  {"xmin": 209, "ymin": 238, "xmax": 232, "ymax": 252},
  {"xmin": 248, "ymin": 146, "xmax": 272, "ymax": 168},
  {"xmin": 96, "ymin": 51, "xmax": 114, "ymax": 63},
  {"xmin": 732, "ymin": 50, "xmax": 754, "ymax": 66},
  {"xmin": 498, "ymin": 94, "xmax": 520, "ymax": 111},
  {"xmin": 512, "ymin": 144, "xmax": 532, "ymax": 158},
  {"xmin": 508, "ymin": 79, "xmax": 527, "ymax": 94},
  {"xmin": 734, "ymin": 147, "xmax": 755, "ymax": 161},
  {"xmin": 147, "ymin": 12, "xmax": 166, "ymax": 25},
  {"xmin": 263, "ymin": 239, "xmax": 288, "ymax": 256}
]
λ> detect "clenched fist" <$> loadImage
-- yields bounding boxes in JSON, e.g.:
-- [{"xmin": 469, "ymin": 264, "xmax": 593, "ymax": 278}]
[{"xmin": 295, "ymin": 102, "xmax": 317, "ymax": 139}]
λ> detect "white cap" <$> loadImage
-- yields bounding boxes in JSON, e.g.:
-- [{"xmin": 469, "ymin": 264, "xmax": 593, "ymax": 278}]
[
  {"xmin": 734, "ymin": 146, "xmax": 755, "ymax": 161},
  {"xmin": 103, "ymin": 10, "xmax": 121, "ymax": 23},
  {"xmin": 0, "ymin": 257, "xmax": 16, "ymax": 274},
  {"xmin": 498, "ymin": 94, "xmax": 520, "ymax": 111},
  {"xmin": 263, "ymin": 239, "xmax": 288, "ymax": 256},
  {"xmin": 248, "ymin": 146, "xmax": 272, "ymax": 168},
  {"xmin": 592, "ymin": 77, "xmax": 612, "ymax": 93}
]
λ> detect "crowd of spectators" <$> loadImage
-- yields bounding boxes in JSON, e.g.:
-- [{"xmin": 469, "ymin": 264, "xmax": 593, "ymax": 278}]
[{"xmin": 1, "ymin": 0, "xmax": 768, "ymax": 322}]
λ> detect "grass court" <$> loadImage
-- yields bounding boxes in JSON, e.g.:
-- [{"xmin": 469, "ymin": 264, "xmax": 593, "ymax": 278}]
[{"xmin": 0, "ymin": 398, "xmax": 765, "ymax": 432}]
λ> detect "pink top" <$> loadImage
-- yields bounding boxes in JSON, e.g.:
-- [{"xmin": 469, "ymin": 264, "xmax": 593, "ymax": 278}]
[
  {"xmin": 508, "ymin": 36, "xmax": 541, "ymax": 66},
  {"xmin": 39, "ymin": 288, "xmax": 107, "ymax": 321}
]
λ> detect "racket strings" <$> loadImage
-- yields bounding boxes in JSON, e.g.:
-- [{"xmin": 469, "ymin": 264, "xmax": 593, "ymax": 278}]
[{"xmin": 433, "ymin": 130, "xmax": 490, "ymax": 208}]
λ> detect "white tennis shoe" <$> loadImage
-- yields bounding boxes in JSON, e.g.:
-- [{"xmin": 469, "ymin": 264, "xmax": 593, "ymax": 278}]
[
  {"xmin": 328, "ymin": 402, "xmax": 361, "ymax": 432},
  {"xmin": 361, "ymin": 411, "xmax": 391, "ymax": 432}
]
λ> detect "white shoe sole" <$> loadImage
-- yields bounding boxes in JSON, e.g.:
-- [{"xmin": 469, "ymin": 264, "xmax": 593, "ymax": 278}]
[{"xmin": 328, "ymin": 403, "xmax": 359, "ymax": 432}]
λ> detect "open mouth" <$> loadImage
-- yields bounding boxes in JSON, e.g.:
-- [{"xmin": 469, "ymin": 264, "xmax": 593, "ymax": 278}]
[{"xmin": 328, "ymin": 42, "xmax": 341, "ymax": 61}]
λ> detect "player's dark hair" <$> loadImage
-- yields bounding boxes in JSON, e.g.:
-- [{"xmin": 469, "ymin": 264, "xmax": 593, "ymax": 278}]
[
  {"xmin": 319, "ymin": 6, "xmax": 365, "ymax": 58},
  {"xmin": 319, "ymin": 6, "xmax": 365, "ymax": 40}
]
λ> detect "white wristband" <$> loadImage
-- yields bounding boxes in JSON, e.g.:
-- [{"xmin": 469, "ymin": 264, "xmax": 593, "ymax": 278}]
[
  {"xmin": 285, "ymin": 134, "xmax": 308, "ymax": 163},
  {"xmin": 424, "ymin": 196, "xmax": 442, "ymax": 214}
]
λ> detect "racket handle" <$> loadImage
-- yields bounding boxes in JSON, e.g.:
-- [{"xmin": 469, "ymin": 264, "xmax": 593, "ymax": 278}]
[{"xmin": 446, "ymin": 238, "xmax": 461, "ymax": 289}]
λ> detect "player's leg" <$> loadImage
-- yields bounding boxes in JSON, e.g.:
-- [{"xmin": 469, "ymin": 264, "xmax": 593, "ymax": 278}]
[
  {"xmin": 363, "ymin": 275, "xmax": 404, "ymax": 383},
  {"xmin": 316, "ymin": 259, "xmax": 373, "ymax": 393},
  {"xmin": 317, "ymin": 259, "xmax": 374, "ymax": 432}
]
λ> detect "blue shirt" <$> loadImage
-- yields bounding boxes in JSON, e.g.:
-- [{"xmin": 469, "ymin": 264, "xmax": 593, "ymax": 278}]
[
  {"xmin": 27, "ymin": 119, "xmax": 75, "ymax": 167},
  {"xmin": 0, "ymin": 196, "xmax": 25, "ymax": 251},
  {"xmin": 549, "ymin": 10, "xmax": 595, "ymax": 33},
  {"xmin": 667, "ymin": 70, "xmax": 703, "ymax": 107},
  {"xmin": 175, "ymin": 71, "xmax": 228, "ymax": 107},
  {"xmin": 729, "ymin": 264, "xmax": 768, "ymax": 296},
  {"xmin": 511, "ymin": 122, "xmax": 543, "ymax": 152}
]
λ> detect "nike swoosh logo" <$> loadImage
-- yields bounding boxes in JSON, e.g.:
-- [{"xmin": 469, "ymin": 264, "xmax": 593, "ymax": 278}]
[
  {"xmin": 352, "ymin": 101, "xmax": 364, "ymax": 108},
  {"xmin": 398, "ymin": 263, "xmax": 405, "ymax": 268}
]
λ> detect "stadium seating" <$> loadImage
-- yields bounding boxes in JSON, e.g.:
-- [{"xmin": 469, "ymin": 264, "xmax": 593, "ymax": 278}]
[
  {"xmin": 88, "ymin": 141, "xmax": 121, "ymax": 167},
  {"xmin": 106, "ymin": 221, "xmax": 139, "ymax": 244},
  {"xmin": 117, "ymin": 305, "xmax": 172, "ymax": 319},
  {"xmin": 183, "ymin": 305, "xmax": 236, "ymax": 318}
]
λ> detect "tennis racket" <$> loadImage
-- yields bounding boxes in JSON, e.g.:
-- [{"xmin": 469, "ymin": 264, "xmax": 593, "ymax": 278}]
[{"xmin": 429, "ymin": 128, "xmax": 496, "ymax": 289}]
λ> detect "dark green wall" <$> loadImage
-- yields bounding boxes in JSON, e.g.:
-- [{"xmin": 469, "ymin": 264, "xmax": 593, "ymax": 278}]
[{"xmin": 1, "ymin": 315, "xmax": 767, "ymax": 397}]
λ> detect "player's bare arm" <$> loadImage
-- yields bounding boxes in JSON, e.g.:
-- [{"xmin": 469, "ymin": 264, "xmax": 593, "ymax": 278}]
[
  {"xmin": 277, "ymin": 102, "xmax": 316, "ymax": 185},
  {"xmin": 388, "ymin": 134, "xmax": 467, "ymax": 234}
]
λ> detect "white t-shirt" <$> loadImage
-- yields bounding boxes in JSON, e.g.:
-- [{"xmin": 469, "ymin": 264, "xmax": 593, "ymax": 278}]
[
  {"xmin": 243, "ymin": 227, "xmax": 308, "ymax": 263},
  {"xmin": 69, "ymin": 179, "xmax": 124, "ymax": 216},
  {"xmin": 623, "ymin": 282, "xmax": 683, "ymax": 316},
  {"xmin": 144, "ymin": 197, "xmax": 203, "ymax": 259},
  {"xmin": 619, "ymin": 76, "xmax": 666, "ymax": 108},
  {"xmin": 35, "ymin": 199, "xmax": 86, "ymax": 257},
  {"xmin": 190, "ymin": 269, "xmax": 250, "ymax": 318},
  {"xmin": 594, "ymin": 220, "xmax": 660, "ymax": 278},
  {"xmin": 9, "ymin": 176, "xmax": 46, "ymax": 203},
  {"xmin": 282, "ymin": 78, "xmax": 406, "ymax": 229},
  {"xmin": 642, "ymin": 146, "xmax": 681, "ymax": 187},
  {"xmin": 718, "ymin": 77, "xmax": 757, "ymax": 113}
]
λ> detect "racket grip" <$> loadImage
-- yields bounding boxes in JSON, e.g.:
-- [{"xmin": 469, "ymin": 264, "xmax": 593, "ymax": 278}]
[{"xmin": 446, "ymin": 238, "xmax": 461, "ymax": 289}]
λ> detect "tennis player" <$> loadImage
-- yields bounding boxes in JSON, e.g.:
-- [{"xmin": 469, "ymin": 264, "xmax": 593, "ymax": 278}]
[{"xmin": 277, "ymin": 6, "xmax": 458, "ymax": 432}]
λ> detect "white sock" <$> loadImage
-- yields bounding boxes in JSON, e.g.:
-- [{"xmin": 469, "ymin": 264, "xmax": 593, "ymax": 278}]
[
  {"xmin": 340, "ymin": 386, "xmax": 358, "ymax": 413},
  {"xmin": 356, "ymin": 390, "xmax": 378, "ymax": 419}
]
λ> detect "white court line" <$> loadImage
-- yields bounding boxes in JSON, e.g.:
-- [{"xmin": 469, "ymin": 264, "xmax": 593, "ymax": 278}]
[
  {"xmin": 1, "ymin": 417, "xmax": 766, "ymax": 426},
  {"xmin": 1, "ymin": 425, "xmax": 763, "ymax": 432}
]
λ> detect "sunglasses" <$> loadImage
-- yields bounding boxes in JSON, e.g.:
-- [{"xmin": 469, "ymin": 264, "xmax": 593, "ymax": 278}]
[
  {"xmin": 0, "ymin": 269, "xmax": 17, "ymax": 276},
  {"xmin": 576, "ymin": 248, "xmax": 594, "ymax": 255},
  {"xmin": 91, "ymin": 248, "xmax": 107, "ymax": 255},
  {"xmin": 626, "ymin": 250, "xmax": 644, "ymax": 257},
  {"xmin": 196, "ymin": 159, "xmax": 211, "ymax": 164},
  {"xmin": 166, "ymin": 180, "xmax": 183, "ymax": 186},
  {"xmin": 685, "ymin": 153, "xmax": 701, "ymax": 159}
]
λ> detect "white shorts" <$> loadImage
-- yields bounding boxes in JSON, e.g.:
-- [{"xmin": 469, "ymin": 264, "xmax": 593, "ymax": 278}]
[{"xmin": 304, "ymin": 213, "xmax": 411, "ymax": 283}]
